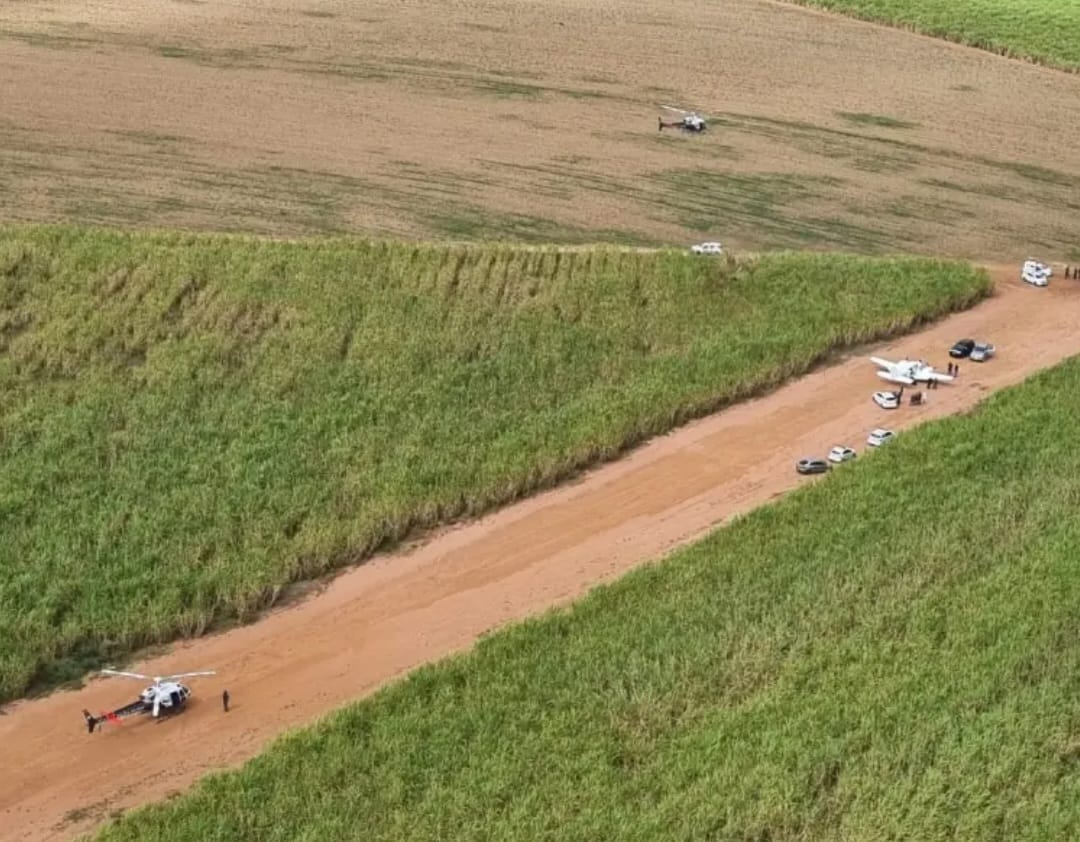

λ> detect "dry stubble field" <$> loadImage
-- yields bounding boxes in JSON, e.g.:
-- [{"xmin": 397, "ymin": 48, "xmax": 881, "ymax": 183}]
[{"xmin": 1, "ymin": 0, "xmax": 1080, "ymax": 259}]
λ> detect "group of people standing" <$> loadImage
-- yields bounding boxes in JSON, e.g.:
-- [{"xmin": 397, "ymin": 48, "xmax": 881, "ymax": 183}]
[{"xmin": 924, "ymin": 364, "xmax": 957, "ymax": 390}]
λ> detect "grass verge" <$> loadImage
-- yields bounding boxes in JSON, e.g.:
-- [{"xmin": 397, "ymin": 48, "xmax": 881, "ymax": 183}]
[
  {"xmin": 0, "ymin": 225, "xmax": 989, "ymax": 702},
  {"xmin": 92, "ymin": 352, "xmax": 1080, "ymax": 842},
  {"xmin": 785, "ymin": 0, "xmax": 1080, "ymax": 72}
]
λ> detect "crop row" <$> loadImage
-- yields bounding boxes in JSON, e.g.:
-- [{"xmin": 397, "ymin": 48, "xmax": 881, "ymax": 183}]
[{"xmin": 787, "ymin": 0, "xmax": 1080, "ymax": 72}]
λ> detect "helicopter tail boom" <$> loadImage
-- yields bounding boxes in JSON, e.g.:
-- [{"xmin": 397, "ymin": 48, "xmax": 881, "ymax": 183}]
[{"xmin": 82, "ymin": 699, "xmax": 152, "ymax": 733}]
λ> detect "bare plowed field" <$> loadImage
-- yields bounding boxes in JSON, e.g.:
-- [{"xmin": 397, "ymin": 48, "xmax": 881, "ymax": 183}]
[{"xmin": 1, "ymin": 0, "xmax": 1079, "ymax": 258}]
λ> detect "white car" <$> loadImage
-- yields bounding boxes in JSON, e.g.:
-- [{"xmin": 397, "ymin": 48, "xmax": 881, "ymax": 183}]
[
  {"xmin": 691, "ymin": 241, "xmax": 723, "ymax": 255},
  {"xmin": 867, "ymin": 428, "xmax": 895, "ymax": 447},
  {"xmin": 1025, "ymin": 258, "xmax": 1052, "ymax": 277},
  {"xmin": 827, "ymin": 445, "xmax": 857, "ymax": 463},
  {"xmin": 872, "ymin": 390, "xmax": 900, "ymax": 410},
  {"xmin": 1021, "ymin": 260, "xmax": 1050, "ymax": 286}
]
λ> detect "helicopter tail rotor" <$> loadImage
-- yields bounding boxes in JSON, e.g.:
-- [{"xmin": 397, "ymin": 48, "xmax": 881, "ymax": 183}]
[{"xmin": 82, "ymin": 709, "xmax": 122, "ymax": 733}]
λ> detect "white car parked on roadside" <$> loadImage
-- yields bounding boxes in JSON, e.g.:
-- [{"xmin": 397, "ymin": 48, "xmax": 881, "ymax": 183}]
[
  {"xmin": 691, "ymin": 241, "xmax": 723, "ymax": 255},
  {"xmin": 1021, "ymin": 259, "xmax": 1050, "ymax": 287},
  {"xmin": 1027, "ymin": 258, "xmax": 1052, "ymax": 277},
  {"xmin": 867, "ymin": 428, "xmax": 895, "ymax": 447},
  {"xmin": 873, "ymin": 390, "xmax": 900, "ymax": 410},
  {"xmin": 827, "ymin": 445, "xmax": 857, "ymax": 463}
]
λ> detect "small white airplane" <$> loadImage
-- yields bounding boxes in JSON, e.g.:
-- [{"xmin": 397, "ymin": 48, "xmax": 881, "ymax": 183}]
[{"xmin": 870, "ymin": 356, "xmax": 954, "ymax": 386}]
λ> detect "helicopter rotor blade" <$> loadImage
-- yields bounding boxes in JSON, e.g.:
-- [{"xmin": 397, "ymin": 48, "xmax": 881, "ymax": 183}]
[
  {"xmin": 101, "ymin": 669, "xmax": 151, "ymax": 681},
  {"xmin": 659, "ymin": 104, "xmax": 690, "ymax": 115},
  {"xmin": 158, "ymin": 671, "xmax": 216, "ymax": 681}
]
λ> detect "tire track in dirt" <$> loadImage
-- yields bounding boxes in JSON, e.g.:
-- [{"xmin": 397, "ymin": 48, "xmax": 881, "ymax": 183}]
[{"xmin": 3, "ymin": 266, "xmax": 1080, "ymax": 841}]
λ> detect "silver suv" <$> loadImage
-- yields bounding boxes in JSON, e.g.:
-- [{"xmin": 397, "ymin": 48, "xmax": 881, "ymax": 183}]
[{"xmin": 970, "ymin": 342, "xmax": 995, "ymax": 362}]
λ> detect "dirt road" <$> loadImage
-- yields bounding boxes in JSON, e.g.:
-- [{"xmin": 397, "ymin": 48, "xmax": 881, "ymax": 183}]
[{"xmin": 4, "ymin": 267, "xmax": 1080, "ymax": 840}]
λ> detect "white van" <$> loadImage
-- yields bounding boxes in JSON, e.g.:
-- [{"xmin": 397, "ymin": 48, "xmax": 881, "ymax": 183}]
[{"xmin": 1021, "ymin": 259, "xmax": 1050, "ymax": 287}]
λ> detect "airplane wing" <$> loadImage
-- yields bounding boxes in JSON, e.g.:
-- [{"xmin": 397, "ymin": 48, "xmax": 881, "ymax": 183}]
[
  {"xmin": 876, "ymin": 371, "xmax": 914, "ymax": 385},
  {"xmin": 925, "ymin": 372, "xmax": 954, "ymax": 383},
  {"xmin": 869, "ymin": 356, "xmax": 895, "ymax": 370}
]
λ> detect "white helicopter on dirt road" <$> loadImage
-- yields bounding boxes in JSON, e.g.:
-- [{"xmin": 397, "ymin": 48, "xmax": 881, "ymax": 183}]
[
  {"xmin": 658, "ymin": 104, "xmax": 709, "ymax": 133},
  {"xmin": 82, "ymin": 668, "xmax": 215, "ymax": 733},
  {"xmin": 871, "ymin": 356, "xmax": 955, "ymax": 386}
]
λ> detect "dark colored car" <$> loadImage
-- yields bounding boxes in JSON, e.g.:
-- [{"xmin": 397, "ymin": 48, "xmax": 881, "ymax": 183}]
[
  {"xmin": 949, "ymin": 338, "xmax": 975, "ymax": 358},
  {"xmin": 796, "ymin": 458, "xmax": 830, "ymax": 475}
]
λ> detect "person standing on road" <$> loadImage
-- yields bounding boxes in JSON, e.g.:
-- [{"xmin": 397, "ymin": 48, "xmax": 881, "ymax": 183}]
[{"xmin": 222, "ymin": 689, "xmax": 230, "ymax": 713}]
